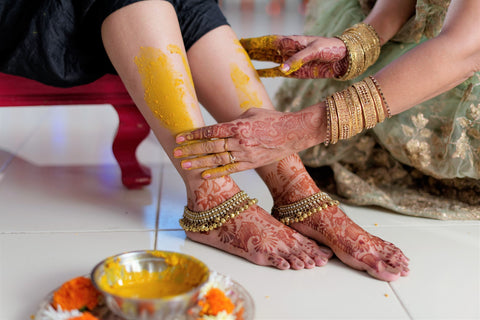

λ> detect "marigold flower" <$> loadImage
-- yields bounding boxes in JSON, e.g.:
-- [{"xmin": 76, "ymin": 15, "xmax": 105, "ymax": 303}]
[
  {"xmin": 52, "ymin": 277, "xmax": 101, "ymax": 311},
  {"xmin": 199, "ymin": 287, "xmax": 235, "ymax": 316}
]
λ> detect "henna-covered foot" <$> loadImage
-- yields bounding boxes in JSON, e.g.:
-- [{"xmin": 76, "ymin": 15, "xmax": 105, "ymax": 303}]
[
  {"xmin": 184, "ymin": 176, "xmax": 332, "ymax": 270},
  {"xmin": 262, "ymin": 154, "xmax": 409, "ymax": 281},
  {"xmin": 290, "ymin": 206, "xmax": 410, "ymax": 281}
]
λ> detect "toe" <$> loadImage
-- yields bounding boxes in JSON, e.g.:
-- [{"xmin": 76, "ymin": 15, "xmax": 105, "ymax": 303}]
[
  {"xmin": 267, "ymin": 253, "xmax": 291, "ymax": 270},
  {"xmin": 288, "ymin": 255, "xmax": 306, "ymax": 270},
  {"xmin": 296, "ymin": 251, "xmax": 316, "ymax": 269}
]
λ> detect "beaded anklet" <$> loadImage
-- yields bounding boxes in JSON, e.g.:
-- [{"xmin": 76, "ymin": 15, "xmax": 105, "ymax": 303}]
[
  {"xmin": 272, "ymin": 192, "xmax": 339, "ymax": 225},
  {"xmin": 180, "ymin": 191, "xmax": 258, "ymax": 232}
]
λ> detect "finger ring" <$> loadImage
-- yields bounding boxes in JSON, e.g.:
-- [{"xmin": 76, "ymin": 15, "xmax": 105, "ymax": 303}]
[
  {"xmin": 228, "ymin": 151, "xmax": 236, "ymax": 164},
  {"xmin": 224, "ymin": 139, "xmax": 228, "ymax": 152}
]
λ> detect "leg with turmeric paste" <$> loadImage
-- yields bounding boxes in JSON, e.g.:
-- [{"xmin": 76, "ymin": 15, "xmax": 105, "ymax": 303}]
[
  {"xmin": 186, "ymin": 25, "xmax": 409, "ymax": 281},
  {"xmin": 100, "ymin": 1, "xmax": 329, "ymax": 270}
]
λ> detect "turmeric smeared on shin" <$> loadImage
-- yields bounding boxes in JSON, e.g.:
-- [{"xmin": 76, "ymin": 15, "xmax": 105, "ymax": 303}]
[
  {"xmin": 135, "ymin": 45, "xmax": 197, "ymax": 134},
  {"xmin": 230, "ymin": 63, "xmax": 263, "ymax": 110}
]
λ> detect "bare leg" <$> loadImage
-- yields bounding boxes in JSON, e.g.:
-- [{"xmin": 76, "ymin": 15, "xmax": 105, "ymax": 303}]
[
  {"xmin": 187, "ymin": 25, "xmax": 409, "ymax": 281},
  {"xmin": 101, "ymin": 1, "xmax": 329, "ymax": 270}
]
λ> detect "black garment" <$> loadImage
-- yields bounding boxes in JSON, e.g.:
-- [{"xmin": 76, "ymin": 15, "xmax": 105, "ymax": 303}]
[{"xmin": 0, "ymin": 0, "xmax": 228, "ymax": 87}]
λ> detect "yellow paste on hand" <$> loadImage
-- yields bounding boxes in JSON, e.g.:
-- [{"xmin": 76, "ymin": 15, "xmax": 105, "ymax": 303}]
[
  {"xmin": 99, "ymin": 251, "xmax": 209, "ymax": 299},
  {"xmin": 135, "ymin": 45, "xmax": 197, "ymax": 134}
]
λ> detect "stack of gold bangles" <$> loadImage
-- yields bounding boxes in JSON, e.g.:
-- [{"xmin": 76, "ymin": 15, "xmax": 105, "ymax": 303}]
[
  {"xmin": 324, "ymin": 75, "xmax": 391, "ymax": 146},
  {"xmin": 180, "ymin": 191, "xmax": 257, "ymax": 232},
  {"xmin": 336, "ymin": 22, "xmax": 380, "ymax": 81}
]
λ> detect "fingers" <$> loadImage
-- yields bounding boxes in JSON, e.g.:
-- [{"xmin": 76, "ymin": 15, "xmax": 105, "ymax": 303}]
[
  {"xmin": 180, "ymin": 151, "xmax": 232, "ymax": 170},
  {"xmin": 281, "ymin": 38, "xmax": 346, "ymax": 75},
  {"xmin": 176, "ymin": 123, "xmax": 236, "ymax": 143},
  {"xmin": 256, "ymin": 67, "xmax": 290, "ymax": 78},
  {"xmin": 240, "ymin": 36, "xmax": 284, "ymax": 63},
  {"xmin": 201, "ymin": 161, "xmax": 252, "ymax": 179},
  {"xmin": 174, "ymin": 138, "xmax": 227, "ymax": 158}
]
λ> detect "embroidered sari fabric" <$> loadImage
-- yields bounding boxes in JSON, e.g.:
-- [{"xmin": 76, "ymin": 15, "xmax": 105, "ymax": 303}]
[{"xmin": 275, "ymin": 0, "xmax": 480, "ymax": 220}]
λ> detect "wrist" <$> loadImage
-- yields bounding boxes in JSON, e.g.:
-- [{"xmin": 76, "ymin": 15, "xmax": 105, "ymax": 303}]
[{"xmin": 293, "ymin": 103, "xmax": 327, "ymax": 149}]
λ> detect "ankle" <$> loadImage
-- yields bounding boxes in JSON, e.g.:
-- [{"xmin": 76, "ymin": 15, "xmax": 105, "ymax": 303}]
[{"xmin": 186, "ymin": 175, "xmax": 241, "ymax": 211}]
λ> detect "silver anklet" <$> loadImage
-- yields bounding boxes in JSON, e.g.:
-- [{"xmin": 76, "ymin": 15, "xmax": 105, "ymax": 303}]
[
  {"xmin": 179, "ymin": 191, "xmax": 258, "ymax": 232},
  {"xmin": 272, "ymin": 192, "xmax": 339, "ymax": 225}
]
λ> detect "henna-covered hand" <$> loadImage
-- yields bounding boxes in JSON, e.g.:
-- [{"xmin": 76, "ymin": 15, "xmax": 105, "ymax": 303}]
[
  {"xmin": 173, "ymin": 107, "xmax": 325, "ymax": 179},
  {"xmin": 240, "ymin": 35, "xmax": 348, "ymax": 78}
]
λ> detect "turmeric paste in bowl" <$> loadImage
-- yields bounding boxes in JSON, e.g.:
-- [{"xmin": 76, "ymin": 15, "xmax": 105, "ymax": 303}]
[{"xmin": 91, "ymin": 250, "xmax": 210, "ymax": 320}]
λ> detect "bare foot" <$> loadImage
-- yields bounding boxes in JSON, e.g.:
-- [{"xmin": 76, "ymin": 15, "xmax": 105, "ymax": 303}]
[
  {"xmin": 290, "ymin": 206, "xmax": 410, "ymax": 281},
  {"xmin": 262, "ymin": 154, "xmax": 409, "ymax": 281},
  {"xmin": 184, "ymin": 175, "xmax": 332, "ymax": 270}
]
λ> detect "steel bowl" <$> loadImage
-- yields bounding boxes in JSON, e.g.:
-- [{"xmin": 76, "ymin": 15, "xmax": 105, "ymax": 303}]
[{"xmin": 91, "ymin": 250, "xmax": 210, "ymax": 320}]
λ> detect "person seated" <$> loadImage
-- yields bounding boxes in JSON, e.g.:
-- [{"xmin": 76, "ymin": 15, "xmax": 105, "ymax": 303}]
[{"xmin": 1, "ymin": 0, "xmax": 409, "ymax": 281}]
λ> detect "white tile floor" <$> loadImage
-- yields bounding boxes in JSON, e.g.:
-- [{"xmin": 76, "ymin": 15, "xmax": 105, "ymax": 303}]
[{"xmin": 1, "ymin": 1, "xmax": 479, "ymax": 320}]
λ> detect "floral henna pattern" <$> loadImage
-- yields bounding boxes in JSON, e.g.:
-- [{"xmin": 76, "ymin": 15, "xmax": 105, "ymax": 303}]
[
  {"xmin": 256, "ymin": 154, "xmax": 408, "ymax": 280},
  {"xmin": 262, "ymin": 154, "xmax": 319, "ymax": 204},
  {"xmin": 187, "ymin": 175, "xmax": 239, "ymax": 211},
  {"xmin": 230, "ymin": 110, "xmax": 322, "ymax": 152},
  {"xmin": 294, "ymin": 206, "xmax": 409, "ymax": 281},
  {"xmin": 240, "ymin": 36, "xmax": 348, "ymax": 79},
  {"xmin": 186, "ymin": 204, "xmax": 332, "ymax": 270}
]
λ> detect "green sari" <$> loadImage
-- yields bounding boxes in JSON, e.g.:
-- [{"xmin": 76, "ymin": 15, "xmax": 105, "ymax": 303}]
[{"xmin": 276, "ymin": 0, "xmax": 480, "ymax": 220}]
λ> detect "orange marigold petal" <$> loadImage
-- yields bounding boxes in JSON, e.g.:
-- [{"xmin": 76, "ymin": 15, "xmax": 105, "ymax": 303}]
[
  {"xmin": 52, "ymin": 277, "xmax": 101, "ymax": 311},
  {"xmin": 200, "ymin": 288, "xmax": 235, "ymax": 316}
]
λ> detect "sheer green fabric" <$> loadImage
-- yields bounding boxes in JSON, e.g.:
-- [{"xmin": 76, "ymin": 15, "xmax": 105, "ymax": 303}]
[{"xmin": 275, "ymin": 0, "xmax": 480, "ymax": 220}]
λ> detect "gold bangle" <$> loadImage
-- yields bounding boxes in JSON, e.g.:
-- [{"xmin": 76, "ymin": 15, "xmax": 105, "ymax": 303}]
[
  {"xmin": 364, "ymin": 76, "xmax": 385, "ymax": 123},
  {"xmin": 369, "ymin": 76, "xmax": 392, "ymax": 118},
  {"xmin": 179, "ymin": 191, "xmax": 258, "ymax": 232},
  {"xmin": 335, "ymin": 23, "xmax": 381, "ymax": 81},
  {"xmin": 327, "ymin": 96, "xmax": 339, "ymax": 144},
  {"xmin": 272, "ymin": 192, "xmax": 340, "ymax": 225},
  {"xmin": 336, "ymin": 33, "xmax": 364, "ymax": 81},
  {"xmin": 355, "ymin": 23, "xmax": 380, "ymax": 67},
  {"xmin": 324, "ymin": 99, "xmax": 331, "ymax": 146},
  {"xmin": 353, "ymin": 81, "xmax": 377, "ymax": 129},
  {"xmin": 333, "ymin": 91, "xmax": 353, "ymax": 140},
  {"xmin": 344, "ymin": 87, "xmax": 362, "ymax": 135}
]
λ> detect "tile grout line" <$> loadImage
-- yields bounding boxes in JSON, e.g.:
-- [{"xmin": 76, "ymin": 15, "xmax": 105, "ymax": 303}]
[
  {"xmin": 389, "ymin": 283, "xmax": 414, "ymax": 320},
  {"xmin": 153, "ymin": 162, "xmax": 164, "ymax": 250}
]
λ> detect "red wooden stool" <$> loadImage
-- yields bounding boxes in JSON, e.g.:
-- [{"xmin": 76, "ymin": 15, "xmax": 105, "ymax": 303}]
[{"xmin": 0, "ymin": 73, "xmax": 151, "ymax": 189}]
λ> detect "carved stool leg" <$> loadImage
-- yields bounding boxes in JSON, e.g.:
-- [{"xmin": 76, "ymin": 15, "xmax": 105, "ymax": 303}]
[{"xmin": 112, "ymin": 104, "xmax": 152, "ymax": 189}]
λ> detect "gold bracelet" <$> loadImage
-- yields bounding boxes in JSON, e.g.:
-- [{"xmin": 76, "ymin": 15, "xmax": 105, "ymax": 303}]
[
  {"xmin": 324, "ymin": 99, "xmax": 332, "ymax": 146},
  {"xmin": 369, "ymin": 76, "xmax": 392, "ymax": 118},
  {"xmin": 336, "ymin": 23, "xmax": 381, "ymax": 81},
  {"xmin": 179, "ymin": 191, "xmax": 258, "ymax": 232},
  {"xmin": 272, "ymin": 192, "xmax": 340, "ymax": 225},
  {"xmin": 344, "ymin": 87, "xmax": 362, "ymax": 136},
  {"xmin": 327, "ymin": 96, "xmax": 339, "ymax": 144},
  {"xmin": 324, "ymin": 76, "xmax": 389, "ymax": 144},
  {"xmin": 336, "ymin": 33, "xmax": 365, "ymax": 81},
  {"xmin": 352, "ymin": 81, "xmax": 377, "ymax": 129},
  {"xmin": 355, "ymin": 23, "xmax": 380, "ymax": 68},
  {"xmin": 333, "ymin": 91, "xmax": 353, "ymax": 140},
  {"xmin": 364, "ymin": 76, "xmax": 385, "ymax": 123}
]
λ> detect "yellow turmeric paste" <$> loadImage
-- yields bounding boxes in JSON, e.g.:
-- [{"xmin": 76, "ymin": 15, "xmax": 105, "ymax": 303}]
[
  {"xmin": 135, "ymin": 45, "xmax": 197, "ymax": 134},
  {"xmin": 229, "ymin": 63, "xmax": 263, "ymax": 110},
  {"xmin": 98, "ymin": 251, "xmax": 209, "ymax": 299},
  {"xmin": 230, "ymin": 39, "xmax": 263, "ymax": 110}
]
